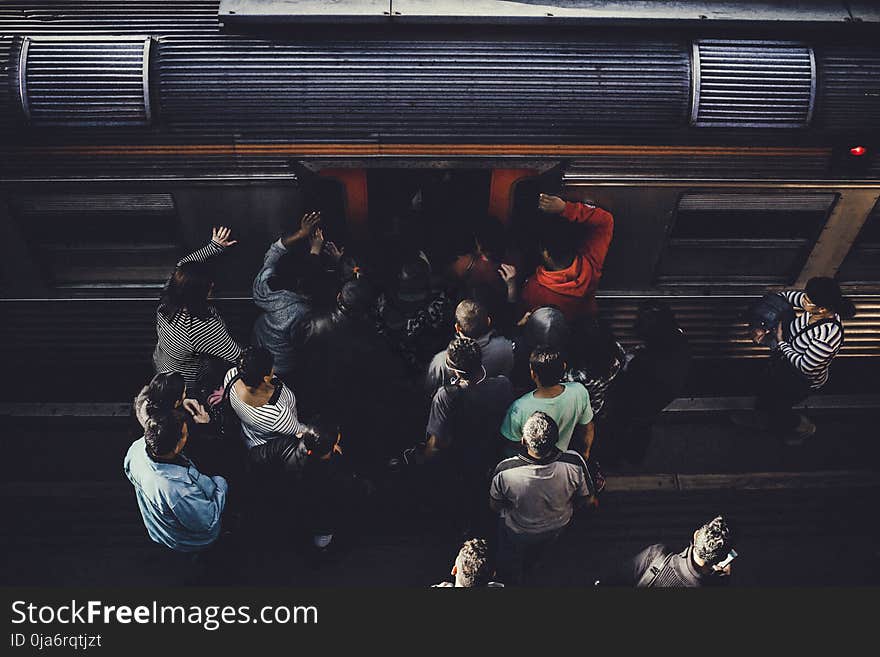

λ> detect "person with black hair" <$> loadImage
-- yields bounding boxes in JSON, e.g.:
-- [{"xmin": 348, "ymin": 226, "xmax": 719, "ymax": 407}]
[
  {"xmin": 432, "ymin": 538, "xmax": 504, "ymax": 588},
  {"xmin": 376, "ymin": 253, "xmax": 454, "ymax": 373},
  {"xmin": 293, "ymin": 421, "xmax": 369, "ymax": 551},
  {"xmin": 744, "ymin": 277, "xmax": 856, "ymax": 445},
  {"xmin": 134, "ymin": 371, "xmax": 210, "ymax": 430},
  {"xmin": 251, "ymin": 211, "xmax": 340, "ymax": 381},
  {"xmin": 490, "ymin": 412, "xmax": 596, "ymax": 585},
  {"xmin": 424, "ymin": 298, "xmax": 514, "ymax": 395},
  {"xmin": 595, "ymin": 515, "xmax": 736, "ymax": 587},
  {"xmin": 124, "ymin": 412, "xmax": 228, "ymax": 552},
  {"xmin": 607, "ymin": 300, "xmax": 692, "ymax": 465},
  {"xmin": 294, "ymin": 279, "xmax": 417, "ymax": 473},
  {"xmin": 563, "ymin": 318, "xmax": 627, "ymax": 418},
  {"xmin": 501, "ymin": 346, "xmax": 595, "ymax": 458},
  {"xmin": 520, "ymin": 194, "xmax": 614, "ymax": 321},
  {"xmin": 406, "ymin": 336, "xmax": 514, "ymax": 467},
  {"xmin": 223, "ymin": 346, "xmax": 303, "ymax": 470},
  {"xmin": 153, "ymin": 226, "xmax": 243, "ymax": 392}
]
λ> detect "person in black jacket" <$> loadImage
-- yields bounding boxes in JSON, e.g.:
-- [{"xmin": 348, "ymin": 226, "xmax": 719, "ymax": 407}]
[
  {"xmin": 605, "ymin": 300, "xmax": 691, "ymax": 465},
  {"xmin": 595, "ymin": 515, "xmax": 736, "ymax": 587}
]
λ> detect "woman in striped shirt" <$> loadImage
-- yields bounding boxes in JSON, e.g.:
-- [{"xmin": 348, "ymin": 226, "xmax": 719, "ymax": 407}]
[
  {"xmin": 223, "ymin": 347, "xmax": 304, "ymax": 471},
  {"xmin": 753, "ymin": 277, "xmax": 856, "ymax": 444},
  {"xmin": 153, "ymin": 226, "xmax": 243, "ymax": 394}
]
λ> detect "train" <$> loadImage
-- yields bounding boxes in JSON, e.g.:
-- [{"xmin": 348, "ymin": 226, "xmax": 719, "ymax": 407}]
[{"xmin": 0, "ymin": 1, "xmax": 878, "ymax": 402}]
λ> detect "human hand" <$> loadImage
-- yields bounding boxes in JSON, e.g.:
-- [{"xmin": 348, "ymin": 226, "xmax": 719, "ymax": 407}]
[
  {"xmin": 538, "ymin": 193, "xmax": 566, "ymax": 214},
  {"xmin": 295, "ymin": 211, "xmax": 321, "ymax": 238},
  {"xmin": 516, "ymin": 311, "xmax": 532, "ymax": 327},
  {"xmin": 498, "ymin": 263, "xmax": 517, "ymax": 285},
  {"xmin": 324, "ymin": 240, "xmax": 345, "ymax": 262},
  {"xmin": 750, "ymin": 328, "xmax": 768, "ymax": 345},
  {"xmin": 309, "ymin": 227, "xmax": 325, "ymax": 255},
  {"xmin": 182, "ymin": 398, "xmax": 210, "ymax": 424},
  {"xmin": 211, "ymin": 226, "xmax": 238, "ymax": 248}
]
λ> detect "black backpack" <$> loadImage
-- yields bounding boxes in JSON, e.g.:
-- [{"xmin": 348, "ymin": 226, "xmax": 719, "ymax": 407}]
[
  {"xmin": 747, "ymin": 293, "xmax": 796, "ymax": 338},
  {"xmin": 209, "ymin": 372, "xmax": 242, "ymax": 440}
]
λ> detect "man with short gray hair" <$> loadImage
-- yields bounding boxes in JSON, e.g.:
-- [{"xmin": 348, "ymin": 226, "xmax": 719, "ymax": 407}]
[{"xmin": 489, "ymin": 411, "xmax": 596, "ymax": 584}]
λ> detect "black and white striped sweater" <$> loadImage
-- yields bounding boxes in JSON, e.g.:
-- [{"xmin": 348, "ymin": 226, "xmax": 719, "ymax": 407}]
[
  {"xmin": 775, "ymin": 290, "xmax": 844, "ymax": 390},
  {"xmin": 153, "ymin": 241, "xmax": 243, "ymax": 388}
]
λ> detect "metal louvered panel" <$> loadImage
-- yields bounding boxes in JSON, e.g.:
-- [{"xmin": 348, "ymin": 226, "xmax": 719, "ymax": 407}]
[
  {"xmin": 691, "ymin": 41, "xmax": 815, "ymax": 128},
  {"xmin": 13, "ymin": 36, "xmax": 153, "ymax": 127},
  {"xmin": 678, "ymin": 192, "xmax": 836, "ymax": 212},
  {"xmin": 157, "ymin": 37, "xmax": 690, "ymax": 140},
  {"xmin": 0, "ymin": 2, "xmax": 220, "ymax": 35},
  {"xmin": 815, "ymin": 46, "xmax": 880, "ymax": 129},
  {"xmin": 12, "ymin": 193, "xmax": 175, "ymax": 215},
  {"xmin": 0, "ymin": 34, "xmax": 14, "ymax": 132}
]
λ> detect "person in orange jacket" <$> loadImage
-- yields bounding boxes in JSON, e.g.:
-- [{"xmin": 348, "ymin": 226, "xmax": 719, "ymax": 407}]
[{"xmin": 519, "ymin": 194, "xmax": 614, "ymax": 321}]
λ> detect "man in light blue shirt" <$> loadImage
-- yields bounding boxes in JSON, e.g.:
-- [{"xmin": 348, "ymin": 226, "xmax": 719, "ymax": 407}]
[{"xmin": 124, "ymin": 412, "xmax": 228, "ymax": 552}]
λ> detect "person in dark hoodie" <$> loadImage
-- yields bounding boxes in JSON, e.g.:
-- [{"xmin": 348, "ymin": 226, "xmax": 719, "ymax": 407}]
[
  {"xmin": 520, "ymin": 194, "xmax": 614, "ymax": 321},
  {"xmin": 251, "ymin": 211, "xmax": 342, "ymax": 382}
]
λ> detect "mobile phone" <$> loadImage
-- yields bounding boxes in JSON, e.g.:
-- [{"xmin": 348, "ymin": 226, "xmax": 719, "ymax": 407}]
[{"xmin": 712, "ymin": 548, "xmax": 738, "ymax": 571}]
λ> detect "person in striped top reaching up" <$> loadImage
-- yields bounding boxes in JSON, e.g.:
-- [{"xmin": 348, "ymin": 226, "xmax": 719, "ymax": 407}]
[
  {"xmin": 751, "ymin": 277, "xmax": 856, "ymax": 445},
  {"xmin": 153, "ymin": 226, "xmax": 243, "ymax": 395}
]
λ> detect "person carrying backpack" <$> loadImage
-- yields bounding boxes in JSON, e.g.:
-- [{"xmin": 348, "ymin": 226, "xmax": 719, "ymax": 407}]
[{"xmin": 739, "ymin": 277, "xmax": 856, "ymax": 446}]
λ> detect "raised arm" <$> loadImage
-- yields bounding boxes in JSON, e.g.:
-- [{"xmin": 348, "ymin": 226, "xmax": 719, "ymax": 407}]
[
  {"xmin": 778, "ymin": 290, "xmax": 808, "ymax": 311},
  {"xmin": 538, "ymin": 194, "xmax": 614, "ymax": 272},
  {"xmin": 177, "ymin": 226, "xmax": 238, "ymax": 267}
]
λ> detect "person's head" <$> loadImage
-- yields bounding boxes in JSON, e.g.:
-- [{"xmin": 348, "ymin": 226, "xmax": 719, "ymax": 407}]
[
  {"xmin": 269, "ymin": 250, "xmax": 312, "ymax": 294},
  {"xmin": 455, "ymin": 299, "xmax": 491, "ymax": 338},
  {"xmin": 144, "ymin": 412, "xmax": 187, "ymax": 460},
  {"xmin": 446, "ymin": 336, "xmax": 483, "ymax": 382},
  {"xmin": 338, "ymin": 252, "xmax": 369, "ymax": 285},
  {"xmin": 451, "ymin": 538, "xmax": 493, "ymax": 587},
  {"xmin": 143, "ymin": 372, "xmax": 186, "ymax": 417},
  {"xmin": 300, "ymin": 419, "xmax": 342, "ymax": 461},
  {"xmin": 237, "ymin": 346, "xmax": 274, "ymax": 388},
  {"xmin": 539, "ymin": 219, "xmax": 578, "ymax": 271},
  {"xmin": 523, "ymin": 306, "xmax": 569, "ymax": 352},
  {"xmin": 337, "ymin": 278, "xmax": 375, "ymax": 318},
  {"xmin": 394, "ymin": 256, "xmax": 431, "ymax": 303},
  {"xmin": 569, "ymin": 318, "xmax": 620, "ymax": 379},
  {"xmin": 635, "ymin": 300, "xmax": 682, "ymax": 346},
  {"xmin": 473, "ymin": 215, "xmax": 506, "ymax": 261},
  {"xmin": 521, "ymin": 411, "xmax": 559, "ymax": 456},
  {"xmin": 692, "ymin": 516, "xmax": 736, "ymax": 573},
  {"xmin": 159, "ymin": 261, "xmax": 213, "ymax": 321},
  {"xmin": 804, "ymin": 277, "xmax": 856, "ymax": 319},
  {"xmin": 529, "ymin": 345, "xmax": 565, "ymax": 387}
]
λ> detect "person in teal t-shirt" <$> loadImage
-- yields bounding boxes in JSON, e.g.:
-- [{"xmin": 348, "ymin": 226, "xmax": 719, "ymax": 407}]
[{"xmin": 501, "ymin": 346, "xmax": 594, "ymax": 457}]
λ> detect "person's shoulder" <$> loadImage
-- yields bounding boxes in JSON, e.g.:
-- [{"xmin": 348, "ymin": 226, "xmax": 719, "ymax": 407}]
[{"xmin": 224, "ymin": 367, "xmax": 239, "ymax": 383}]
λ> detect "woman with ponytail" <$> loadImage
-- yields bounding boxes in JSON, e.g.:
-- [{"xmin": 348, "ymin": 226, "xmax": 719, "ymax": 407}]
[
  {"xmin": 749, "ymin": 277, "xmax": 856, "ymax": 445},
  {"xmin": 223, "ymin": 346, "xmax": 303, "ymax": 470}
]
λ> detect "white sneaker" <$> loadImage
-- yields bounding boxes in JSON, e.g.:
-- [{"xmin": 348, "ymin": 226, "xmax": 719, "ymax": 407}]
[{"xmin": 312, "ymin": 534, "xmax": 333, "ymax": 549}]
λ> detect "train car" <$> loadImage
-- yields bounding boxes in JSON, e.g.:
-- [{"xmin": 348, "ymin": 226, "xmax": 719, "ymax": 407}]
[{"xmin": 0, "ymin": 0, "xmax": 878, "ymax": 401}]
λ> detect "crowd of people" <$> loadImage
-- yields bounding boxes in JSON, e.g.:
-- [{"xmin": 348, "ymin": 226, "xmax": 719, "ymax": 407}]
[{"xmin": 123, "ymin": 189, "xmax": 856, "ymax": 586}]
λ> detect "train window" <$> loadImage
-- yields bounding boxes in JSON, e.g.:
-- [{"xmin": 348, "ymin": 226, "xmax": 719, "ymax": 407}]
[
  {"xmin": 10, "ymin": 193, "xmax": 178, "ymax": 293},
  {"xmin": 656, "ymin": 191, "xmax": 837, "ymax": 286},
  {"xmin": 838, "ymin": 200, "xmax": 880, "ymax": 284}
]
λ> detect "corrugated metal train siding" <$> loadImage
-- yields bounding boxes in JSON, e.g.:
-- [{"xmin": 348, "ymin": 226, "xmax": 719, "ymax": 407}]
[
  {"xmin": 155, "ymin": 38, "xmax": 690, "ymax": 141},
  {"xmin": 815, "ymin": 46, "xmax": 880, "ymax": 128}
]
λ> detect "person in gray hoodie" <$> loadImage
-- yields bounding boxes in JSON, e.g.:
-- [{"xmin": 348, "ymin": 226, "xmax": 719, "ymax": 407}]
[{"xmin": 251, "ymin": 211, "xmax": 343, "ymax": 381}]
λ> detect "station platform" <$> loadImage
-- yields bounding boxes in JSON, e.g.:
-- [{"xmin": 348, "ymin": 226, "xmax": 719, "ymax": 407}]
[{"xmin": 1, "ymin": 402, "xmax": 878, "ymax": 587}]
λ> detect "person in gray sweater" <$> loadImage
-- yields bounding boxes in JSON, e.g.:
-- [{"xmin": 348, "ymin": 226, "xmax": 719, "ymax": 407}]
[{"xmin": 251, "ymin": 211, "xmax": 343, "ymax": 381}]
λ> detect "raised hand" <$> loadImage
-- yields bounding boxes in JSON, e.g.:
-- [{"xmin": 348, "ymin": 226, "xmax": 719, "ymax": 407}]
[
  {"xmin": 498, "ymin": 263, "xmax": 517, "ymax": 284},
  {"xmin": 299, "ymin": 211, "xmax": 321, "ymax": 237},
  {"xmin": 324, "ymin": 240, "xmax": 345, "ymax": 262},
  {"xmin": 211, "ymin": 226, "xmax": 238, "ymax": 248},
  {"xmin": 538, "ymin": 193, "xmax": 567, "ymax": 214},
  {"xmin": 310, "ymin": 227, "xmax": 325, "ymax": 255}
]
